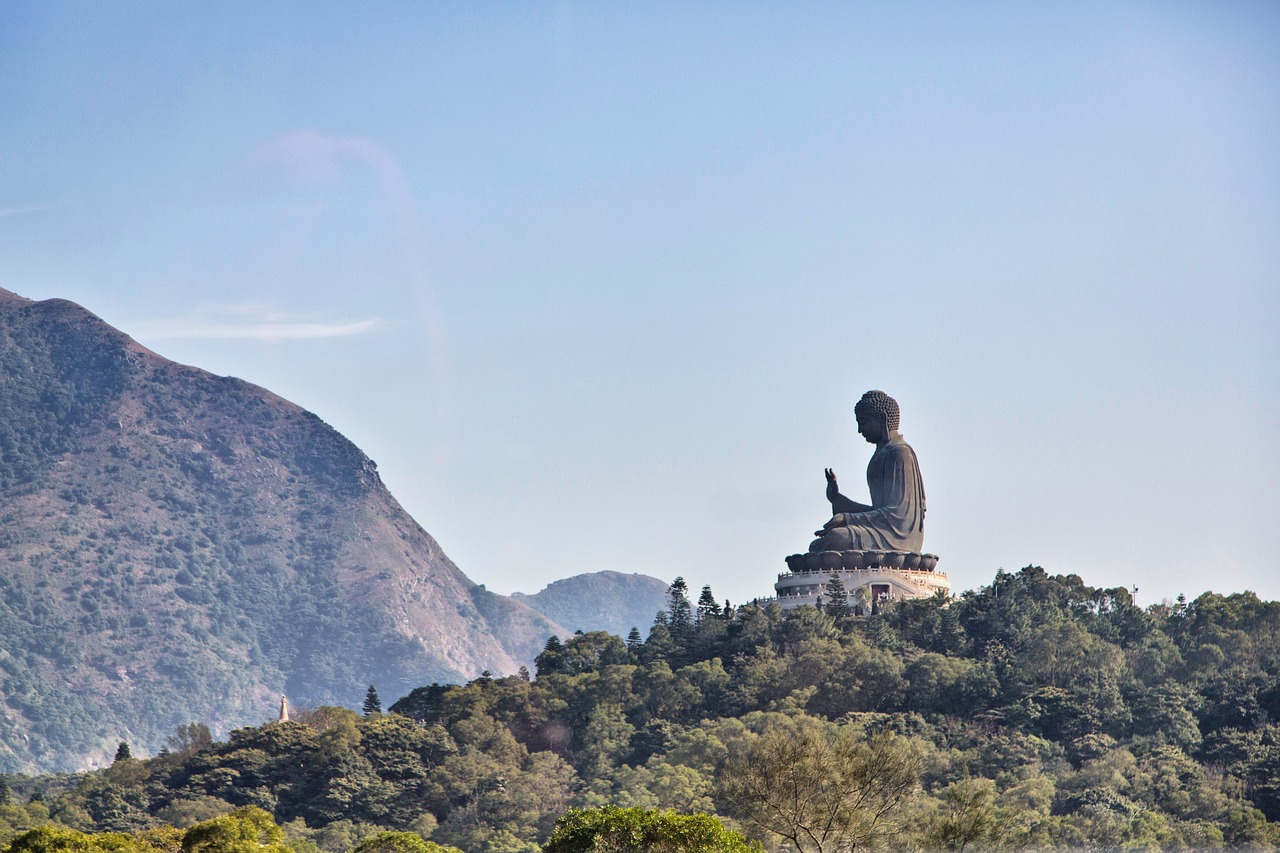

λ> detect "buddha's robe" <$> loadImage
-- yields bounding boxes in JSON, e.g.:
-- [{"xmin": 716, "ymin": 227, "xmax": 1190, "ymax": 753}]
[{"xmin": 810, "ymin": 434, "xmax": 925, "ymax": 553}]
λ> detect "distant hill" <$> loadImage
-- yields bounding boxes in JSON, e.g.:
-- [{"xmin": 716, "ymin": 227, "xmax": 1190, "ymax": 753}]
[
  {"xmin": 512, "ymin": 571, "xmax": 670, "ymax": 638},
  {"xmin": 0, "ymin": 288, "xmax": 566, "ymax": 772}
]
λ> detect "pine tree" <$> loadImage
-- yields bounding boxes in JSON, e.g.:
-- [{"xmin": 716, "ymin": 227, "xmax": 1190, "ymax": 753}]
[
  {"xmin": 696, "ymin": 585, "xmax": 722, "ymax": 622},
  {"xmin": 625, "ymin": 626, "xmax": 643, "ymax": 649},
  {"xmin": 667, "ymin": 577, "xmax": 694, "ymax": 639},
  {"xmin": 643, "ymin": 614, "xmax": 674, "ymax": 663},
  {"xmin": 113, "ymin": 741, "xmax": 132, "ymax": 763},
  {"xmin": 536, "ymin": 635, "xmax": 566, "ymax": 676},
  {"xmin": 363, "ymin": 685, "xmax": 382, "ymax": 716},
  {"xmin": 825, "ymin": 575, "xmax": 851, "ymax": 620},
  {"xmin": 937, "ymin": 604, "xmax": 965, "ymax": 654},
  {"xmin": 865, "ymin": 613, "xmax": 896, "ymax": 646}
]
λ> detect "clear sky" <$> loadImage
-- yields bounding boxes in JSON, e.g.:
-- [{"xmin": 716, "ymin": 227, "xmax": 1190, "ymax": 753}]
[{"xmin": 2, "ymin": 2, "xmax": 1277, "ymax": 608}]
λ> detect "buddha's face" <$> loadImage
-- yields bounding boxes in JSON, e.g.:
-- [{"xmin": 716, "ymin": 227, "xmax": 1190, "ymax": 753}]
[{"xmin": 855, "ymin": 407, "xmax": 886, "ymax": 444}]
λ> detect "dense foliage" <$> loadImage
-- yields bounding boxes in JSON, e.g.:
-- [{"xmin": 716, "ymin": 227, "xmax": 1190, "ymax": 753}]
[
  {"xmin": 2, "ymin": 568, "xmax": 1278, "ymax": 851},
  {"xmin": 542, "ymin": 806, "xmax": 758, "ymax": 852},
  {"xmin": 0, "ymin": 807, "xmax": 461, "ymax": 853}
]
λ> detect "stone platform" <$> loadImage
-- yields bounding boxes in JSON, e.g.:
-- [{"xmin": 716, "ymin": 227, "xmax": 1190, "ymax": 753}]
[
  {"xmin": 785, "ymin": 550, "xmax": 939, "ymax": 573},
  {"xmin": 774, "ymin": 550, "xmax": 949, "ymax": 611}
]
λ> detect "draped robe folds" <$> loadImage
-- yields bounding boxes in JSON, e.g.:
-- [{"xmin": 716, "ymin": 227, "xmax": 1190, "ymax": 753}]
[{"xmin": 811, "ymin": 434, "xmax": 926, "ymax": 553}]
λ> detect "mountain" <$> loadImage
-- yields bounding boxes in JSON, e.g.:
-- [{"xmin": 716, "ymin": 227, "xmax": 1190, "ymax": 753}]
[
  {"xmin": 512, "ymin": 571, "xmax": 671, "ymax": 639},
  {"xmin": 0, "ymin": 288, "xmax": 566, "ymax": 772}
]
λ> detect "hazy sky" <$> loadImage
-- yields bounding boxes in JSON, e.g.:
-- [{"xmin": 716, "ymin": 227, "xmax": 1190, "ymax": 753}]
[{"xmin": 2, "ymin": 2, "xmax": 1277, "ymax": 608}]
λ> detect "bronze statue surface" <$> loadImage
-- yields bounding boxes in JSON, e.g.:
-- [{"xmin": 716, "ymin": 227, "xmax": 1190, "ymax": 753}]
[{"xmin": 809, "ymin": 390, "xmax": 925, "ymax": 554}]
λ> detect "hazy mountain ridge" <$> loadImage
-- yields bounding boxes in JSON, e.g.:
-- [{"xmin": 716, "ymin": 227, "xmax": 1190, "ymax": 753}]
[
  {"xmin": 0, "ymin": 288, "xmax": 569, "ymax": 772},
  {"xmin": 511, "ymin": 571, "xmax": 671, "ymax": 638}
]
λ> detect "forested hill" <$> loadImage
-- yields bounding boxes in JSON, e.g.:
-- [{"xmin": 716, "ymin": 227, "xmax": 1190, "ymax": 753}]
[
  {"xmin": 511, "ymin": 571, "xmax": 670, "ymax": 638},
  {"xmin": 7, "ymin": 568, "xmax": 1278, "ymax": 852},
  {"xmin": 0, "ymin": 288, "xmax": 566, "ymax": 773}
]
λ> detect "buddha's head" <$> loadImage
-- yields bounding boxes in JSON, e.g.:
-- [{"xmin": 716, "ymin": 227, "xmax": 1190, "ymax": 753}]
[{"xmin": 855, "ymin": 390, "xmax": 899, "ymax": 444}]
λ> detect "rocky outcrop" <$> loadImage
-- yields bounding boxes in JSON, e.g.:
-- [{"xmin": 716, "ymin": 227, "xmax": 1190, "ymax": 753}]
[{"xmin": 0, "ymin": 288, "xmax": 562, "ymax": 772}]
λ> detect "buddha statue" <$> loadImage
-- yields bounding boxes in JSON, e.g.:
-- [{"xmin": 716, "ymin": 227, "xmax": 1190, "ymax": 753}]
[{"xmin": 810, "ymin": 390, "xmax": 926, "ymax": 554}]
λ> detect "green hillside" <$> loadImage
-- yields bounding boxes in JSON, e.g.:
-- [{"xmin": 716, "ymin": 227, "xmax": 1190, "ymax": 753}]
[{"xmin": 4, "ymin": 568, "xmax": 1277, "ymax": 851}]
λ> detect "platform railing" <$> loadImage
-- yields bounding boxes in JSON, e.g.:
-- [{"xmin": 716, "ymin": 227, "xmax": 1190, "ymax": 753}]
[{"xmin": 776, "ymin": 567, "xmax": 947, "ymax": 582}]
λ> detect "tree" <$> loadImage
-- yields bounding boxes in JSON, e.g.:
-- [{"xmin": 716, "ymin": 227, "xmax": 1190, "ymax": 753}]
[
  {"xmin": 543, "ymin": 806, "xmax": 760, "ymax": 853},
  {"xmin": 113, "ymin": 741, "xmax": 132, "ymax": 763},
  {"xmin": 643, "ymin": 616, "xmax": 675, "ymax": 663},
  {"xmin": 156, "ymin": 796, "xmax": 238, "ymax": 829},
  {"xmin": 579, "ymin": 704, "xmax": 636, "ymax": 779},
  {"xmin": 719, "ymin": 728, "xmax": 920, "ymax": 853},
  {"xmin": 6, "ymin": 826, "xmax": 152, "ymax": 853},
  {"xmin": 536, "ymin": 636, "xmax": 566, "ymax": 676},
  {"xmin": 560, "ymin": 631, "xmax": 630, "ymax": 673},
  {"xmin": 697, "ymin": 586, "xmax": 722, "ymax": 622},
  {"xmin": 667, "ymin": 578, "xmax": 694, "ymax": 639},
  {"xmin": 181, "ymin": 806, "xmax": 292, "ymax": 853},
  {"xmin": 363, "ymin": 685, "xmax": 382, "ymax": 716},
  {"xmin": 625, "ymin": 627, "xmax": 643, "ymax": 651},
  {"xmin": 851, "ymin": 586, "xmax": 869, "ymax": 617},
  {"xmin": 925, "ymin": 776, "xmax": 1006, "ymax": 852},
  {"xmin": 824, "ymin": 576, "xmax": 850, "ymax": 620},
  {"xmin": 167, "ymin": 723, "xmax": 213, "ymax": 756},
  {"xmin": 351, "ymin": 831, "xmax": 462, "ymax": 853}
]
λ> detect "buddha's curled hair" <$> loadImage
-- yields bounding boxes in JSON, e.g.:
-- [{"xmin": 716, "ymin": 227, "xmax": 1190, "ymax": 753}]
[{"xmin": 855, "ymin": 389, "xmax": 900, "ymax": 432}]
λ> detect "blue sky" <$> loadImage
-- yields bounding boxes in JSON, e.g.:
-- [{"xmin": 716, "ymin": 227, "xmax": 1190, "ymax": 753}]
[{"xmin": 2, "ymin": 2, "xmax": 1277, "ymax": 607}]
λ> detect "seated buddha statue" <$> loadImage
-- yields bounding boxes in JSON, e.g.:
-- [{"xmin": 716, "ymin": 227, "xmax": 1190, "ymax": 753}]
[{"xmin": 810, "ymin": 390, "xmax": 926, "ymax": 554}]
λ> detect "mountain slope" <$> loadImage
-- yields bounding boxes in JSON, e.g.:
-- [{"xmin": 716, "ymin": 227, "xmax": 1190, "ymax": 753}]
[
  {"xmin": 512, "ymin": 571, "xmax": 671, "ymax": 638},
  {"xmin": 0, "ymin": 288, "xmax": 563, "ymax": 772}
]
